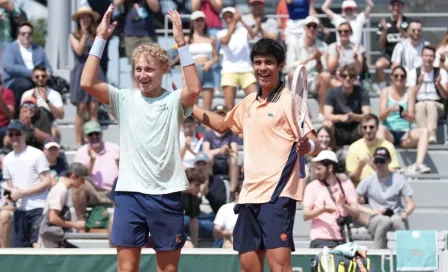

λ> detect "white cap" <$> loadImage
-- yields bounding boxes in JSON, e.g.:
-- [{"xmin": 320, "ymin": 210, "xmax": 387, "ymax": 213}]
[
  {"xmin": 221, "ymin": 7, "xmax": 236, "ymax": 17},
  {"xmin": 312, "ymin": 150, "xmax": 339, "ymax": 163},
  {"xmin": 190, "ymin": 10, "xmax": 205, "ymax": 21},
  {"xmin": 342, "ymin": 0, "xmax": 357, "ymax": 9},
  {"xmin": 303, "ymin": 16, "xmax": 320, "ymax": 26}
]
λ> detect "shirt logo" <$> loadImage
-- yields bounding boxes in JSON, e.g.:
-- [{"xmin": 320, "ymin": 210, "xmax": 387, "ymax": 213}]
[
  {"xmin": 157, "ymin": 103, "xmax": 168, "ymax": 112},
  {"xmin": 176, "ymin": 234, "xmax": 182, "ymax": 243},
  {"xmin": 268, "ymin": 112, "xmax": 275, "ymax": 117},
  {"xmin": 280, "ymin": 233, "xmax": 288, "ymax": 241}
]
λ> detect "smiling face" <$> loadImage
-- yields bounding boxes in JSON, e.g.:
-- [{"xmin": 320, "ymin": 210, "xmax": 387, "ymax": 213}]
[
  {"xmin": 223, "ymin": 12, "xmax": 234, "ymax": 25},
  {"xmin": 338, "ymin": 23, "xmax": 352, "ymax": 43},
  {"xmin": 193, "ymin": 18, "xmax": 205, "ymax": 32},
  {"xmin": 134, "ymin": 55, "xmax": 168, "ymax": 94},
  {"xmin": 317, "ymin": 129, "xmax": 332, "ymax": 150},
  {"xmin": 252, "ymin": 54, "xmax": 283, "ymax": 90}
]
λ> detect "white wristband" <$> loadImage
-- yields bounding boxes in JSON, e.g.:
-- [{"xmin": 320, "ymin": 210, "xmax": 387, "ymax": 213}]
[
  {"xmin": 89, "ymin": 37, "xmax": 107, "ymax": 59},
  {"xmin": 307, "ymin": 139, "xmax": 315, "ymax": 154},
  {"xmin": 178, "ymin": 45, "xmax": 194, "ymax": 67}
]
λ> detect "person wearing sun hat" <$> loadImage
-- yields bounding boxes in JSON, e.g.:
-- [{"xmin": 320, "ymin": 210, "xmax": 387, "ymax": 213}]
[
  {"xmin": 69, "ymin": 5, "xmax": 106, "ymax": 146},
  {"xmin": 43, "ymin": 137, "xmax": 69, "ymax": 184},
  {"xmin": 322, "ymin": 0, "xmax": 374, "ymax": 44}
]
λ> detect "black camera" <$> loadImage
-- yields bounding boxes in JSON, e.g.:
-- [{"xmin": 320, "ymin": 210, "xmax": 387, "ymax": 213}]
[
  {"xmin": 3, "ymin": 189, "xmax": 12, "ymax": 201},
  {"xmin": 337, "ymin": 216, "xmax": 353, "ymax": 243},
  {"xmin": 384, "ymin": 208, "xmax": 394, "ymax": 217}
]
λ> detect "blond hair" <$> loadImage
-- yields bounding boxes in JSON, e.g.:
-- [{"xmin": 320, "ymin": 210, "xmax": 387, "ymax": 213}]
[{"xmin": 132, "ymin": 43, "xmax": 169, "ymax": 65}]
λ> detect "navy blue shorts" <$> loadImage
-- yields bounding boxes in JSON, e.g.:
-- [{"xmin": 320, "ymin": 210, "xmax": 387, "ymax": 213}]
[
  {"xmin": 233, "ymin": 197, "xmax": 296, "ymax": 252},
  {"xmin": 110, "ymin": 191, "xmax": 186, "ymax": 250},
  {"xmin": 390, "ymin": 130, "xmax": 407, "ymax": 146},
  {"xmin": 14, "ymin": 208, "xmax": 43, "ymax": 247}
]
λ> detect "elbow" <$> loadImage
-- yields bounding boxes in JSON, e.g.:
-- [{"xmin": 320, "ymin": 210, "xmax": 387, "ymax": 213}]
[{"xmin": 80, "ymin": 78, "xmax": 93, "ymax": 91}]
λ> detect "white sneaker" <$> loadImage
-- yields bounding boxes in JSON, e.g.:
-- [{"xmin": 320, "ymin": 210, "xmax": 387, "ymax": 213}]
[
  {"xmin": 429, "ymin": 136, "xmax": 437, "ymax": 144},
  {"xmin": 404, "ymin": 165, "xmax": 418, "ymax": 175},
  {"xmin": 417, "ymin": 164, "xmax": 431, "ymax": 174}
]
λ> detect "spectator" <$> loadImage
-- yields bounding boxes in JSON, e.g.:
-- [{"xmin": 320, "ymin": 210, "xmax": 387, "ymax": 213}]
[
  {"xmin": 2, "ymin": 21, "xmax": 53, "ymax": 111},
  {"xmin": 69, "ymin": 6, "xmax": 104, "ymax": 146},
  {"xmin": 378, "ymin": 66, "xmax": 431, "ymax": 174},
  {"xmin": 392, "ymin": 19, "xmax": 429, "ymax": 71},
  {"xmin": 0, "ymin": 148, "xmax": 13, "ymax": 248},
  {"xmin": 346, "ymin": 114, "xmax": 400, "ymax": 185},
  {"xmin": 43, "ymin": 137, "xmax": 69, "ymax": 185},
  {"xmin": 276, "ymin": 0, "xmax": 288, "ymax": 43},
  {"xmin": 180, "ymin": 116, "xmax": 203, "ymax": 168},
  {"xmin": 114, "ymin": 0, "xmax": 160, "ymax": 88},
  {"xmin": 0, "ymin": 73, "xmax": 15, "ymax": 145},
  {"xmin": 217, "ymin": 7, "xmax": 257, "ymax": 110},
  {"xmin": 202, "ymin": 104, "xmax": 239, "ymax": 192},
  {"xmin": 283, "ymin": 0, "xmax": 314, "ymax": 45},
  {"xmin": 375, "ymin": 0, "xmax": 408, "ymax": 90},
  {"xmin": 0, "ymin": 0, "xmax": 19, "ymax": 65},
  {"xmin": 37, "ymin": 163, "xmax": 89, "ymax": 248},
  {"xmin": 241, "ymin": 0, "xmax": 279, "ymax": 46},
  {"xmin": 4, "ymin": 96, "xmax": 52, "ymax": 150},
  {"xmin": 193, "ymin": 153, "xmax": 227, "ymax": 215},
  {"xmin": 323, "ymin": 65, "xmax": 371, "ymax": 146},
  {"xmin": 303, "ymin": 150, "xmax": 359, "ymax": 248},
  {"xmin": 322, "ymin": 0, "xmax": 373, "ymax": 45},
  {"xmin": 21, "ymin": 65, "xmax": 64, "ymax": 121},
  {"xmin": 72, "ymin": 121, "xmax": 117, "ymax": 221},
  {"xmin": 407, "ymin": 45, "xmax": 448, "ymax": 143},
  {"xmin": 3, "ymin": 119, "xmax": 50, "ymax": 247},
  {"xmin": 286, "ymin": 15, "xmax": 330, "ymax": 120},
  {"xmin": 435, "ymin": 26, "xmax": 448, "ymax": 72},
  {"xmin": 213, "ymin": 185, "xmax": 240, "ymax": 248},
  {"xmin": 328, "ymin": 22, "xmax": 365, "ymax": 79},
  {"xmin": 187, "ymin": 11, "xmax": 219, "ymax": 111},
  {"xmin": 357, "ymin": 147, "xmax": 415, "ymax": 249},
  {"xmin": 183, "ymin": 167, "xmax": 207, "ymax": 248}
]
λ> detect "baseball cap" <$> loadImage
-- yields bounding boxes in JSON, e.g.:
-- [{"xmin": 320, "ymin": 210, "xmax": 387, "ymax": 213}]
[
  {"xmin": 7, "ymin": 119, "xmax": 27, "ymax": 132},
  {"xmin": 249, "ymin": 0, "xmax": 264, "ymax": 3},
  {"xmin": 304, "ymin": 16, "xmax": 320, "ymax": 26},
  {"xmin": 44, "ymin": 137, "xmax": 61, "ymax": 149},
  {"xmin": 213, "ymin": 104, "xmax": 228, "ymax": 114},
  {"xmin": 21, "ymin": 96, "xmax": 37, "ymax": 106},
  {"xmin": 68, "ymin": 162, "xmax": 91, "ymax": 181},
  {"xmin": 221, "ymin": 7, "xmax": 236, "ymax": 17},
  {"xmin": 373, "ymin": 147, "xmax": 391, "ymax": 161},
  {"xmin": 390, "ymin": 0, "xmax": 404, "ymax": 4},
  {"xmin": 194, "ymin": 153, "xmax": 211, "ymax": 164},
  {"xmin": 83, "ymin": 121, "xmax": 101, "ymax": 135},
  {"xmin": 342, "ymin": 0, "xmax": 357, "ymax": 9},
  {"xmin": 312, "ymin": 150, "xmax": 339, "ymax": 163},
  {"xmin": 190, "ymin": 10, "xmax": 205, "ymax": 21}
]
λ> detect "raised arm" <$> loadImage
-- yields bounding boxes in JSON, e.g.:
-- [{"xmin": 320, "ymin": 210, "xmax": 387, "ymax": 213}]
[
  {"xmin": 80, "ymin": 4, "xmax": 118, "ymax": 105},
  {"xmin": 169, "ymin": 10, "xmax": 201, "ymax": 108},
  {"xmin": 191, "ymin": 0, "xmax": 200, "ymax": 11},
  {"xmin": 363, "ymin": 0, "xmax": 374, "ymax": 18},
  {"xmin": 321, "ymin": 0, "xmax": 336, "ymax": 21},
  {"xmin": 145, "ymin": 0, "xmax": 160, "ymax": 13}
]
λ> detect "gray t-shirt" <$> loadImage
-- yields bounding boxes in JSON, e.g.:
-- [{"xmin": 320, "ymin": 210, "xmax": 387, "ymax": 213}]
[
  {"xmin": 107, "ymin": 85, "xmax": 193, "ymax": 194},
  {"xmin": 328, "ymin": 42, "xmax": 365, "ymax": 69},
  {"xmin": 357, "ymin": 172, "xmax": 413, "ymax": 213}
]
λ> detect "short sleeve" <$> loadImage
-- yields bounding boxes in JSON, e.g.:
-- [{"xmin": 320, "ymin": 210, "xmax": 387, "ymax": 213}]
[
  {"xmin": 343, "ymin": 180, "xmax": 358, "ymax": 205},
  {"xmin": 391, "ymin": 42, "xmax": 403, "ymax": 64},
  {"xmin": 328, "ymin": 43, "xmax": 337, "ymax": 57},
  {"xmin": 360, "ymin": 87, "xmax": 371, "ymax": 106},
  {"xmin": 107, "ymin": 84, "xmax": 123, "ymax": 121},
  {"xmin": 47, "ymin": 189, "xmax": 65, "ymax": 211},
  {"xmin": 377, "ymin": 22, "xmax": 384, "ymax": 36},
  {"xmin": 213, "ymin": 206, "xmax": 226, "ymax": 226},
  {"xmin": 440, "ymin": 69, "xmax": 448, "ymax": 84},
  {"xmin": 74, "ymin": 146, "xmax": 90, "ymax": 166},
  {"xmin": 48, "ymin": 90, "xmax": 63, "ymax": 108},
  {"xmin": 357, "ymin": 12, "xmax": 367, "ymax": 24},
  {"xmin": 4, "ymin": 89, "xmax": 15, "ymax": 106},
  {"xmin": 174, "ymin": 90, "xmax": 193, "ymax": 120},
  {"xmin": 331, "ymin": 14, "xmax": 346, "ymax": 28},
  {"xmin": 264, "ymin": 18, "xmax": 279, "ymax": 35},
  {"xmin": 224, "ymin": 95, "xmax": 254, "ymax": 135},
  {"xmin": 406, "ymin": 69, "xmax": 417, "ymax": 87},
  {"xmin": 358, "ymin": 44, "xmax": 366, "ymax": 54},
  {"xmin": 303, "ymin": 182, "xmax": 316, "ymax": 208},
  {"xmin": 387, "ymin": 144, "xmax": 400, "ymax": 169},
  {"xmin": 345, "ymin": 144, "xmax": 359, "ymax": 174},
  {"xmin": 2, "ymin": 157, "xmax": 10, "ymax": 180},
  {"xmin": 356, "ymin": 176, "xmax": 369, "ymax": 196},
  {"xmin": 36, "ymin": 150, "xmax": 50, "ymax": 174},
  {"xmin": 400, "ymin": 177, "xmax": 413, "ymax": 197},
  {"xmin": 325, "ymin": 88, "xmax": 336, "ymax": 106}
]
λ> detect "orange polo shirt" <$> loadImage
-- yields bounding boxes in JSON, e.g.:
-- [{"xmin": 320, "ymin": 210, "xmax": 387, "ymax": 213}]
[{"xmin": 225, "ymin": 84, "xmax": 314, "ymax": 204}]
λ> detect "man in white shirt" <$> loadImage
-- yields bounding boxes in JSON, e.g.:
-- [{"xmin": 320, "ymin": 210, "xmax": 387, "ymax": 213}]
[
  {"xmin": 392, "ymin": 20, "xmax": 429, "ymax": 71},
  {"xmin": 285, "ymin": 15, "xmax": 331, "ymax": 120},
  {"xmin": 213, "ymin": 186, "xmax": 240, "ymax": 248},
  {"xmin": 180, "ymin": 117, "xmax": 203, "ymax": 168},
  {"xmin": 240, "ymin": 0, "xmax": 279, "ymax": 47},
  {"xmin": 407, "ymin": 45, "xmax": 448, "ymax": 143},
  {"xmin": 2, "ymin": 119, "xmax": 50, "ymax": 247},
  {"xmin": 21, "ymin": 65, "xmax": 64, "ymax": 121},
  {"xmin": 322, "ymin": 0, "xmax": 373, "ymax": 45}
]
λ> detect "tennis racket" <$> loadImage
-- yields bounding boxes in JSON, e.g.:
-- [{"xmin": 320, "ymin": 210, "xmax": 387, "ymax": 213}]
[{"xmin": 290, "ymin": 65, "xmax": 308, "ymax": 178}]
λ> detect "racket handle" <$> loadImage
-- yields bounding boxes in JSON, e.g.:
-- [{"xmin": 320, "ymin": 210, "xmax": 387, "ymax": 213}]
[{"xmin": 298, "ymin": 154, "xmax": 306, "ymax": 178}]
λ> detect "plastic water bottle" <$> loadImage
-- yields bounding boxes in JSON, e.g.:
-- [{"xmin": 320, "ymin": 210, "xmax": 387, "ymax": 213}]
[
  {"xmin": 322, "ymin": 246, "xmax": 330, "ymax": 271},
  {"xmin": 135, "ymin": 4, "xmax": 149, "ymax": 20}
]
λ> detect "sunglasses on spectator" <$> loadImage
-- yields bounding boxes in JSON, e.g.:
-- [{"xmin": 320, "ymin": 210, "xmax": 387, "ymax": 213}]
[
  {"xmin": 374, "ymin": 159, "xmax": 386, "ymax": 164},
  {"xmin": 362, "ymin": 125, "xmax": 375, "ymax": 130},
  {"xmin": 306, "ymin": 23, "xmax": 318, "ymax": 29},
  {"xmin": 343, "ymin": 7, "xmax": 355, "ymax": 11},
  {"xmin": 392, "ymin": 74, "xmax": 406, "ymax": 79},
  {"xmin": 87, "ymin": 132, "xmax": 100, "ymax": 137},
  {"xmin": 20, "ymin": 31, "xmax": 32, "ymax": 36},
  {"xmin": 22, "ymin": 102, "xmax": 36, "ymax": 109},
  {"xmin": 338, "ymin": 29, "xmax": 351, "ymax": 34},
  {"xmin": 411, "ymin": 29, "xmax": 422, "ymax": 33},
  {"xmin": 33, "ymin": 74, "xmax": 47, "ymax": 79},
  {"xmin": 8, "ymin": 132, "xmax": 22, "ymax": 137},
  {"xmin": 341, "ymin": 73, "xmax": 357, "ymax": 79}
]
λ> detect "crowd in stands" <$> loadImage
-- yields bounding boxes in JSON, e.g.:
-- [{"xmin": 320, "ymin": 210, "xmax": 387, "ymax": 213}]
[{"xmin": 0, "ymin": 0, "xmax": 446, "ymax": 251}]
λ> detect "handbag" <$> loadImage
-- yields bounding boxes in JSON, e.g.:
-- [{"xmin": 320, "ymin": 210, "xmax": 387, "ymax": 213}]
[
  {"xmin": 34, "ymin": 206, "xmax": 71, "ymax": 243},
  {"xmin": 85, "ymin": 205, "xmax": 110, "ymax": 230}
]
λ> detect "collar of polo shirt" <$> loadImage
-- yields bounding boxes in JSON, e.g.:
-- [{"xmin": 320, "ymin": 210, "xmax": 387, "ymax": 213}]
[{"xmin": 256, "ymin": 81, "xmax": 286, "ymax": 103}]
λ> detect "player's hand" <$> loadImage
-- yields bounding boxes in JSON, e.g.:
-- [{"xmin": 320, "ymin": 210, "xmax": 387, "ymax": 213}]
[
  {"xmin": 296, "ymin": 137, "xmax": 311, "ymax": 155},
  {"xmin": 96, "ymin": 4, "xmax": 117, "ymax": 40},
  {"xmin": 168, "ymin": 10, "xmax": 185, "ymax": 47}
]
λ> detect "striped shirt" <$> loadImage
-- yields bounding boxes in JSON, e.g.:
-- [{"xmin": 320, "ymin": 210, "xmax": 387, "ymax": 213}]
[
  {"xmin": 3, "ymin": 146, "xmax": 50, "ymax": 211},
  {"xmin": 391, "ymin": 38, "xmax": 429, "ymax": 71}
]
